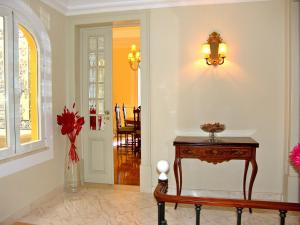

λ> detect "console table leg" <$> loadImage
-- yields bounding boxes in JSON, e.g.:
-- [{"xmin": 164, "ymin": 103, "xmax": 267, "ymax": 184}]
[
  {"xmin": 178, "ymin": 159, "xmax": 182, "ymax": 196},
  {"xmin": 243, "ymin": 160, "xmax": 249, "ymax": 201},
  {"xmin": 248, "ymin": 157, "xmax": 258, "ymax": 213},
  {"xmin": 174, "ymin": 158, "xmax": 180, "ymax": 209}
]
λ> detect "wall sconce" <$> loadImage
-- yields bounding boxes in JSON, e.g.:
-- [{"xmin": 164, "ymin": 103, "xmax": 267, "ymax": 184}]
[
  {"xmin": 128, "ymin": 44, "xmax": 141, "ymax": 71},
  {"xmin": 202, "ymin": 32, "xmax": 227, "ymax": 66}
]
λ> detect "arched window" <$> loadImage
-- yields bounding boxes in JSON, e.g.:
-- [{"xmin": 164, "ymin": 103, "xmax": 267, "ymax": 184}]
[
  {"xmin": 0, "ymin": 0, "xmax": 52, "ymax": 173},
  {"xmin": 18, "ymin": 25, "xmax": 39, "ymax": 144}
]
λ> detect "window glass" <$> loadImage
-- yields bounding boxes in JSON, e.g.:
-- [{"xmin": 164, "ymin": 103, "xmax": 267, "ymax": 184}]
[
  {"xmin": 0, "ymin": 17, "xmax": 7, "ymax": 149},
  {"xmin": 88, "ymin": 35, "xmax": 105, "ymax": 130},
  {"xmin": 18, "ymin": 25, "xmax": 39, "ymax": 144}
]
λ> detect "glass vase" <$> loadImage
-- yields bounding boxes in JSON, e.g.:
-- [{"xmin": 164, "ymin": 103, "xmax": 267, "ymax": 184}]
[{"xmin": 64, "ymin": 147, "xmax": 80, "ymax": 193}]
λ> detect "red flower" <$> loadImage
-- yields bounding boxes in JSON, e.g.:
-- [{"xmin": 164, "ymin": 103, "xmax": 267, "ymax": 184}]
[
  {"xmin": 57, "ymin": 105, "xmax": 84, "ymax": 136},
  {"xmin": 290, "ymin": 144, "xmax": 300, "ymax": 170},
  {"xmin": 57, "ymin": 104, "xmax": 85, "ymax": 162}
]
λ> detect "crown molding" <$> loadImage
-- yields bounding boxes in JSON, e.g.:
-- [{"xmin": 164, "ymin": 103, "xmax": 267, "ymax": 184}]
[
  {"xmin": 40, "ymin": 0, "xmax": 68, "ymax": 15},
  {"xmin": 40, "ymin": 0, "xmax": 270, "ymax": 16}
]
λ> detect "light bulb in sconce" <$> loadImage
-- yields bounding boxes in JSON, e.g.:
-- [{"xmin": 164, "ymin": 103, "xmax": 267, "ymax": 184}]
[
  {"xmin": 128, "ymin": 52, "xmax": 133, "ymax": 61},
  {"xmin": 131, "ymin": 44, "xmax": 137, "ymax": 52}
]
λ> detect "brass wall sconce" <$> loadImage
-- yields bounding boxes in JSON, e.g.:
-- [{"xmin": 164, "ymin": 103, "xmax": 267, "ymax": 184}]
[
  {"xmin": 128, "ymin": 44, "xmax": 141, "ymax": 71},
  {"xmin": 202, "ymin": 32, "xmax": 227, "ymax": 66}
]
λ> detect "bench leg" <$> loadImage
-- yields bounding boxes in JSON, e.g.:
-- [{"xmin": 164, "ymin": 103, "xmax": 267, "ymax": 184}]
[
  {"xmin": 195, "ymin": 205, "xmax": 202, "ymax": 225},
  {"xmin": 158, "ymin": 202, "xmax": 167, "ymax": 225}
]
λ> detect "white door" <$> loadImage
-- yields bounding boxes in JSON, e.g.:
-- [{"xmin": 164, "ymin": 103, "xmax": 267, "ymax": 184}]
[{"xmin": 80, "ymin": 26, "xmax": 113, "ymax": 184}]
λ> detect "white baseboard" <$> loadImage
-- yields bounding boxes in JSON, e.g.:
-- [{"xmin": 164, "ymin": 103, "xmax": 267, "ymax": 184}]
[{"xmin": 1, "ymin": 185, "xmax": 63, "ymax": 225}]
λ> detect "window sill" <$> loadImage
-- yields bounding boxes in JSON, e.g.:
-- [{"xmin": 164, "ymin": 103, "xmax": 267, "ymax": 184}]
[{"xmin": 0, "ymin": 146, "xmax": 53, "ymax": 178}]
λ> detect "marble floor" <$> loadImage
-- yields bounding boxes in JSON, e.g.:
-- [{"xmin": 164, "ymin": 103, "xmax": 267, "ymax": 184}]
[{"xmin": 16, "ymin": 184, "xmax": 300, "ymax": 225}]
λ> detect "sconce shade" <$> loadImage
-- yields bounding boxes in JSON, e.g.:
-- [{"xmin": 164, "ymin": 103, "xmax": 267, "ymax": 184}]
[
  {"xmin": 128, "ymin": 44, "xmax": 141, "ymax": 71},
  {"xmin": 202, "ymin": 32, "xmax": 226, "ymax": 66},
  {"xmin": 218, "ymin": 43, "xmax": 227, "ymax": 57},
  {"xmin": 202, "ymin": 44, "xmax": 211, "ymax": 59}
]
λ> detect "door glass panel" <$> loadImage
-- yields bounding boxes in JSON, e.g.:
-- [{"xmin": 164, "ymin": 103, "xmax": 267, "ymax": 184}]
[
  {"xmin": 98, "ymin": 52, "xmax": 105, "ymax": 66},
  {"xmin": 89, "ymin": 83, "xmax": 96, "ymax": 98},
  {"xmin": 89, "ymin": 37, "xmax": 97, "ymax": 51},
  {"xmin": 0, "ymin": 17, "xmax": 7, "ymax": 149},
  {"xmin": 98, "ymin": 58, "xmax": 105, "ymax": 67},
  {"xmin": 97, "ymin": 83, "xmax": 104, "ymax": 98},
  {"xmin": 88, "ymin": 34, "xmax": 106, "ymax": 130},
  {"xmin": 97, "ymin": 99, "xmax": 104, "ymax": 115},
  {"xmin": 98, "ymin": 67, "xmax": 104, "ymax": 82},
  {"xmin": 89, "ymin": 53, "xmax": 96, "ymax": 67},
  {"xmin": 89, "ymin": 68, "xmax": 96, "ymax": 82},
  {"xmin": 98, "ymin": 37, "xmax": 104, "ymax": 50},
  {"xmin": 18, "ymin": 25, "xmax": 39, "ymax": 144}
]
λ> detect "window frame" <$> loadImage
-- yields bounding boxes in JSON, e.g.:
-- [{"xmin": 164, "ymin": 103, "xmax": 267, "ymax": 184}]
[
  {"xmin": 0, "ymin": 0, "xmax": 53, "ymax": 176},
  {"xmin": 0, "ymin": 7, "xmax": 15, "ymax": 159},
  {"xmin": 13, "ymin": 14, "xmax": 46, "ymax": 154}
]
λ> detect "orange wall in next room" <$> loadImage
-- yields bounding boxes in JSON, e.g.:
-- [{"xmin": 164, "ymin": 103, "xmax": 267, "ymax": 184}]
[{"xmin": 112, "ymin": 26, "xmax": 140, "ymax": 132}]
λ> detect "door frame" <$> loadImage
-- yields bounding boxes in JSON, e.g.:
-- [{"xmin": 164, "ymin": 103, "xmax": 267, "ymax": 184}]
[{"xmin": 66, "ymin": 10, "xmax": 152, "ymax": 192}]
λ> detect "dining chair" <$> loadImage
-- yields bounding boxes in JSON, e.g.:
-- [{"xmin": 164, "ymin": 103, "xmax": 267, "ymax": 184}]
[
  {"xmin": 122, "ymin": 103, "xmax": 133, "ymax": 127},
  {"xmin": 115, "ymin": 104, "xmax": 135, "ymax": 154}
]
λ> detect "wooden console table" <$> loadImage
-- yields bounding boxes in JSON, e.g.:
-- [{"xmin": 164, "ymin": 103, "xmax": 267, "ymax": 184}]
[{"xmin": 173, "ymin": 136, "xmax": 259, "ymax": 209}]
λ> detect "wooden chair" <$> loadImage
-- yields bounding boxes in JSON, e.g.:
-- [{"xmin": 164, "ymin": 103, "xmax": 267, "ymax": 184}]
[
  {"xmin": 133, "ymin": 107, "xmax": 141, "ymax": 156},
  {"xmin": 122, "ymin": 103, "xmax": 134, "ymax": 127},
  {"xmin": 115, "ymin": 104, "xmax": 135, "ymax": 153}
]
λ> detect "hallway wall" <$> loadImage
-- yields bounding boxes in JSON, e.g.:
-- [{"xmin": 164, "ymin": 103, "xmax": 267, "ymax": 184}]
[
  {"xmin": 0, "ymin": 0, "xmax": 66, "ymax": 222},
  {"xmin": 149, "ymin": 0, "xmax": 291, "ymax": 200}
]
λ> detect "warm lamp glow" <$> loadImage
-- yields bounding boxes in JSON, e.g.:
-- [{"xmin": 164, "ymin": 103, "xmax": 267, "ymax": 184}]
[
  {"xmin": 202, "ymin": 44, "xmax": 211, "ymax": 59},
  {"xmin": 128, "ymin": 44, "xmax": 141, "ymax": 71},
  {"xmin": 131, "ymin": 44, "xmax": 137, "ymax": 52},
  {"xmin": 202, "ymin": 32, "xmax": 227, "ymax": 66},
  {"xmin": 219, "ymin": 43, "xmax": 227, "ymax": 57}
]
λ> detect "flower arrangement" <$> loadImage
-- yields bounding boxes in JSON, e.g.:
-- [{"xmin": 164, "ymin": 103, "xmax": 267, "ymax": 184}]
[
  {"xmin": 290, "ymin": 144, "xmax": 300, "ymax": 170},
  {"xmin": 57, "ymin": 103, "xmax": 85, "ymax": 162}
]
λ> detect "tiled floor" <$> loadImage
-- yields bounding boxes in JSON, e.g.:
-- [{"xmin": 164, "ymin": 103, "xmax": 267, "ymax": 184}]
[{"xmin": 16, "ymin": 184, "xmax": 300, "ymax": 225}]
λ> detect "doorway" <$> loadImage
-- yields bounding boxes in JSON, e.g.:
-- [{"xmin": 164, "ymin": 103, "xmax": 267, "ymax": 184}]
[
  {"xmin": 112, "ymin": 25, "xmax": 141, "ymax": 186},
  {"xmin": 79, "ymin": 21, "xmax": 143, "ymax": 186}
]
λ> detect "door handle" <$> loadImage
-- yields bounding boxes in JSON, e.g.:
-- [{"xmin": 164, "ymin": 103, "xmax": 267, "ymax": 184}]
[{"xmin": 104, "ymin": 110, "xmax": 110, "ymax": 120}]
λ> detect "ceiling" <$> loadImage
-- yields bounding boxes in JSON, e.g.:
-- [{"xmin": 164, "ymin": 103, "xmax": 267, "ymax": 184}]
[{"xmin": 40, "ymin": 0, "xmax": 267, "ymax": 16}]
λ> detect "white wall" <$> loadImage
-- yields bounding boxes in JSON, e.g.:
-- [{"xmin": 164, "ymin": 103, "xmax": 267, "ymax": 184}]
[
  {"xmin": 287, "ymin": 0, "xmax": 300, "ymax": 202},
  {"xmin": 0, "ymin": 0, "xmax": 66, "ymax": 222},
  {"xmin": 150, "ymin": 0, "xmax": 289, "ymax": 199}
]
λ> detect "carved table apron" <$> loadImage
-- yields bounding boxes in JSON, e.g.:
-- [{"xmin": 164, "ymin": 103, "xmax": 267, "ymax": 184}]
[{"xmin": 173, "ymin": 136, "xmax": 259, "ymax": 210}]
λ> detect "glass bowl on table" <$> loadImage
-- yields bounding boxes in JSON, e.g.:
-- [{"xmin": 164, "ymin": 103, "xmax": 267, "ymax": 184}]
[{"xmin": 200, "ymin": 122, "xmax": 225, "ymax": 139}]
